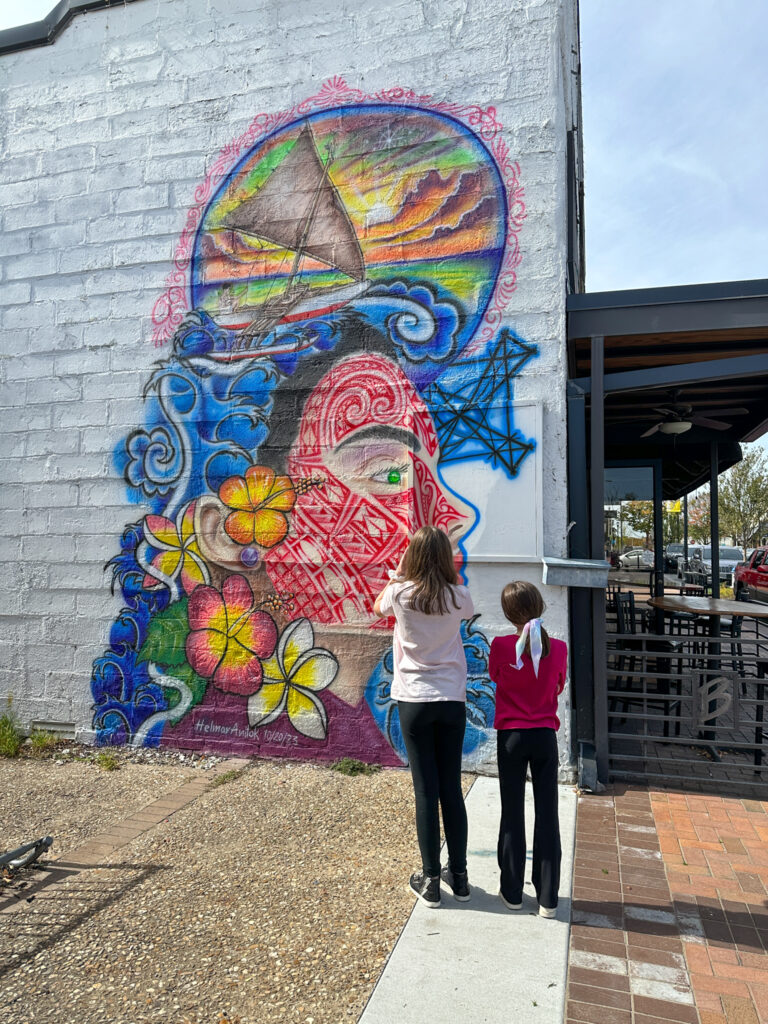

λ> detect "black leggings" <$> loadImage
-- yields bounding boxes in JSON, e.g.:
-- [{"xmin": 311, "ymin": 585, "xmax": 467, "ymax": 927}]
[
  {"xmin": 398, "ymin": 700, "xmax": 468, "ymax": 878},
  {"xmin": 497, "ymin": 727, "xmax": 561, "ymax": 909}
]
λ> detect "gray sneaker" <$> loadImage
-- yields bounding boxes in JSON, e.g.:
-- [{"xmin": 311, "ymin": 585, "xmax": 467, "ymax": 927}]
[
  {"xmin": 409, "ymin": 871, "xmax": 441, "ymax": 908},
  {"xmin": 441, "ymin": 865, "xmax": 470, "ymax": 901}
]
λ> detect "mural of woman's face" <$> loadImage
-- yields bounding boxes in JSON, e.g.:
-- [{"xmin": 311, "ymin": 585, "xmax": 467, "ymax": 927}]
[{"xmin": 264, "ymin": 353, "xmax": 474, "ymax": 626}]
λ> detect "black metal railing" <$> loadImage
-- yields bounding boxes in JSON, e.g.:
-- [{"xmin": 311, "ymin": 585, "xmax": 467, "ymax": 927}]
[{"xmin": 602, "ymin": 599, "xmax": 768, "ymax": 792}]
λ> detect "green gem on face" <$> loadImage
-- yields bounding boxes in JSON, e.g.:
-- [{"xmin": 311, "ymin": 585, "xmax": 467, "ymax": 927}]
[{"xmin": 387, "ymin": 469, "xmax": 402, "ymax": 485}]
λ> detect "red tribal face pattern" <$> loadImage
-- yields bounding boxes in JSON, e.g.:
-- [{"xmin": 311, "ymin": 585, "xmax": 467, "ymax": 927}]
[{"xmin": 264, "ymin": 354, "xmax": 473, "ymax": 625}]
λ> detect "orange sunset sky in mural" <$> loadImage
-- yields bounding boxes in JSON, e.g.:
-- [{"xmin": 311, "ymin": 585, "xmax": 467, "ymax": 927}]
[{"xmin": 197, "ymin": 108, "xmax": 505, "ymax": 283}]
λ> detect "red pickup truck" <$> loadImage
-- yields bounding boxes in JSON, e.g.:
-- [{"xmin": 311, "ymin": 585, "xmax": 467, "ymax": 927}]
[{"xmin": 733, "ymin": 547, "xmax": 768, "ymax": 603}]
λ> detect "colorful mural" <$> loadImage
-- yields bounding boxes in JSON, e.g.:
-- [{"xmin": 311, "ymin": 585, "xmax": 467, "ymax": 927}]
[{"xmin": 91, "ymin": 80, "xmax": 534, "ymax": 766}]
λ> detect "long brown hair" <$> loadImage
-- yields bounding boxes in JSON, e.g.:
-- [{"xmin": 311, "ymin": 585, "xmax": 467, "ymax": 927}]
[
  {"xmin": 500, "ymin": 581, "xmax": 551, "ymax": 658},
  {"xmin": 400, "ymin": 526, "xmax": 460, "ymax": 615}
]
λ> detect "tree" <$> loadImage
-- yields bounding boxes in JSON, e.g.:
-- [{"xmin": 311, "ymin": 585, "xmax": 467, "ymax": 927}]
[
  {"xmin": 616, "ymin": 501, "xmax": 683, "ymax": 549},
  {"xmin": 688, "ymin": 492, "xmax": 711, "ymax": 544},
  {"xmin": 717, "ymin": 446, "xmax": 768, "ymax": 556},
  {"xmin": 622, "ymin": 501, "xmax": 654, "ymax": 546}
]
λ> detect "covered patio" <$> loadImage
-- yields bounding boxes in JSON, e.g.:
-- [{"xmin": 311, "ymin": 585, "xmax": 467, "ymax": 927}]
[{"xmin": 566, "ymin": 279, "xmax": 768, "ymax": 793}]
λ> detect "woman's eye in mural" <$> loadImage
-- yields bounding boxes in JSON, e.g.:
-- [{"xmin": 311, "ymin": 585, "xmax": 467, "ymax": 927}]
[
  {"xmin": 367, "ymin": 460, "xmax": 411, "ymax": 490},
  {"xmin": 324, "ymin": 429, "xmax": 420, "ymax": 497},
  {"xmin": 371, "ymin": 463, "xmax": 410, "ymax": 487}
]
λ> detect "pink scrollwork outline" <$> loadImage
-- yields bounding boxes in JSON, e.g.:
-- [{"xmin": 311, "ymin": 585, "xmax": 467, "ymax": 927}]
[{"xmin": 151, "ymin": 76, "xmax": 525, "ymax": 348}]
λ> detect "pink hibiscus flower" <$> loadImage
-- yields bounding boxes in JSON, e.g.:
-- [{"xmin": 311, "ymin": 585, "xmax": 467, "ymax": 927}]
[{"xmin": 185, "ymin": 575, "xmax": 277, "ymax": 695}]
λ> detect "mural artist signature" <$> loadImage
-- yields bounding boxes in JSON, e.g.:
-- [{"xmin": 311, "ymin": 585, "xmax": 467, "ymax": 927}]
[{"xmin": 193, "ymin": 718, "xmax": 300, "ymax": 746}]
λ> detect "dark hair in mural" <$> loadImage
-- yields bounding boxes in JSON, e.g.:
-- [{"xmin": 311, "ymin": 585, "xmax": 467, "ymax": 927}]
[
  {"xmin": 92, "ymin": 93, "xmax": 538, "ymax": 766},
  {"xmin": 400, "ymin": 526, "xmax": 461, "ymax": 614},
  {"xmin": 257, "ymin": 311, "xmax": 396, "ymax": 473}
]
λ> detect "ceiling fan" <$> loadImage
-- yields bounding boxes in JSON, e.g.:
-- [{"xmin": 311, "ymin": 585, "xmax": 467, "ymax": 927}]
[{"xmin": 639, "ymin": 393, "xmax": 749, "ymax": 438}]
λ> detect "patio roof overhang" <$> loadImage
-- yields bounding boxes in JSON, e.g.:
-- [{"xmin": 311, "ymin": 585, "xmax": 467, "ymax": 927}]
[{"xmin": 567, "ymin": 278, "xmax": 768, "ymax": 498}]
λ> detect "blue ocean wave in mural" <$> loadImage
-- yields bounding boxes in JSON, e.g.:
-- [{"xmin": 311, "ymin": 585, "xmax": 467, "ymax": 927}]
[
  {"xmin": 365, "ymin": 616, "xmax": 495, "ymax": 764},
  {"xmin": 355, "ymin": 281, "xmax": 463, "ymax": 387},
  {"xmin": 90, "ymin": 522, "xmax": 170, "ymax": 746}
]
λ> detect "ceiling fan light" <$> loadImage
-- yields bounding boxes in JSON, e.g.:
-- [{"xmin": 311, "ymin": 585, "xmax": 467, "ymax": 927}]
[{"xmin": 659, "ymin": 420, "xmax": 692, "ymax": 435}]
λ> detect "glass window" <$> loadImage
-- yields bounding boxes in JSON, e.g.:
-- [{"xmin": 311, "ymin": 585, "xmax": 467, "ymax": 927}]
[{"xmin": 605, "ymin": 466, "xmax": 654, "ymax": 502}]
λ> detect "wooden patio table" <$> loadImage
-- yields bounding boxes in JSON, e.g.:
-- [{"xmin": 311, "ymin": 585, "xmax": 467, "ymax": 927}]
[
  {"xmin": 648, "ymin": 595, "xmax": 768, "ymax": 760},
  {"xmin": 648, "ymin": 595, "xmax": 768, "ymax": 619}
]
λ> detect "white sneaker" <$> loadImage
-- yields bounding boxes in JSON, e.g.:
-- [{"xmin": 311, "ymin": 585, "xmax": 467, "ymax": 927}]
[
  {"xmin": 539, "ymin": 905, "xmax": 556, "ymax": 918},
  {"xmin": 499, "ymin": 891, "xmax": 522, "ymax": 910}
]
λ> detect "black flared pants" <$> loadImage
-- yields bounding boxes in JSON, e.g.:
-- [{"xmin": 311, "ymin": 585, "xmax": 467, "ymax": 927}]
[
  {"xmin": 497, "ymin": 727, "xmax": 561, "ymax": 909},
  {"xmin": 398, "ymin": 700, "xmax": 468, "ymax": 878}
]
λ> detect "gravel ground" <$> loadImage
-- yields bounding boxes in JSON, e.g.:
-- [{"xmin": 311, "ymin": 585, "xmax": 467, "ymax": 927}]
[
  {"xmin": 1, "ymin": 754, "xmax": 471, "ymax": 1024},
  {"xmin": 0, "ymin": 750, "xmax": 214, "ymax": 858}
]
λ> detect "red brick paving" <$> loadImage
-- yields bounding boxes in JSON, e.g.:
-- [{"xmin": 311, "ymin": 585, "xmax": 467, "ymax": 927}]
[
  {"xmin": 566, "ymin": 786, "xmax": 768, "ymax": 1023},
  {"xmin": 651, "ymin": 790, "xmax": 768, "ymax": 1024},
  {"xmin": 565, "ymin": 787, "xmax": 698, "ymax": 1023}
]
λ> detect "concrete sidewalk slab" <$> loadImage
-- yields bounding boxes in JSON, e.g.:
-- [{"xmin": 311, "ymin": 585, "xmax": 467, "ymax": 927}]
[{"xmin": 359, "ymin": 777, "xmax": 577, "ymax": 1024}]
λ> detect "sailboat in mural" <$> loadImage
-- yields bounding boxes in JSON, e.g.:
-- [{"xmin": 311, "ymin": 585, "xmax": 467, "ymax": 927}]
[{"xmin": 214, "ymin": 124, "xmax": 368, "ymax": 347}]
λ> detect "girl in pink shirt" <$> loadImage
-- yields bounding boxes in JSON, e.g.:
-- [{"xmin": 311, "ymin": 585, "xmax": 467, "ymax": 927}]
[
  {"xmin": 375, "ymin": 526, "xmax": 473, "ymax": 909},
  {"xmin": 489, "ymin": 581, "xmax": 567, "ymax": 917}
]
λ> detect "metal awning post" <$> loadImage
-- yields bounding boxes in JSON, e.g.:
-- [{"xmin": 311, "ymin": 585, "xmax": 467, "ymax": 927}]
[
  {"xmin": 653, "ymin": 464, "xmax": 665, "ymax": 630},
  {"xmin": 590, "ymin": 336, "xmax": 608, "ymax": 781},
  {"xmin": 683, "ymin": 492, "xmax": 689, "ymax": 569},
  {"xmin": 710, "ymin": 442, "xmax": 721, "ymax": 600},
  {"xmin": 567, "ymin": 383, "xmax": 594, "ymax": 758}
]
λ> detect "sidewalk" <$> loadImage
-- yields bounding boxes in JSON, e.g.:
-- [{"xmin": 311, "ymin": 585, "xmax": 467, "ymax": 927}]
[
  {"xmin": 7, "ymin": 756, "xmax": 767, "ymax": 1024},
  {"xmin": 359, "ymin": 776, "xmax": 578, "ymax": 1024},
  {"xmin": 564, "ymin": 786, "xmax": 768, "ymax": 1024}
]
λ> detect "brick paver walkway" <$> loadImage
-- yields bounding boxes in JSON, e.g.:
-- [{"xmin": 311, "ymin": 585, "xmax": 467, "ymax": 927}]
[
  {"xmin": 653, "ymin": 791, "xmax": 768, "ymax": 1024},
  {"xmin": 566, "ymin": 785, "xmax": 768, "ymax": 1024}
]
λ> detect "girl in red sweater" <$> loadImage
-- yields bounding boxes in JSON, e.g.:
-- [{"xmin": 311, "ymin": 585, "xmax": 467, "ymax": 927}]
[{"xmin": 489, "ymin": 581, "xmax": 567, "ymax": 918}]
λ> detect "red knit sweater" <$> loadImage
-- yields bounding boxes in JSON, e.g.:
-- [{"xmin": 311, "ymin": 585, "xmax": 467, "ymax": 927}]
[{"xmin": 489, "ymin": 633, "xmax": 568, "ymax": 731}]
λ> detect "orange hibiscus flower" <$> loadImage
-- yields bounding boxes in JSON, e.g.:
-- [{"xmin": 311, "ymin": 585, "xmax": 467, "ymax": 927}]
[{"xmin": 219, "ymin": 466, "xmax": 297, "ymax": 549}]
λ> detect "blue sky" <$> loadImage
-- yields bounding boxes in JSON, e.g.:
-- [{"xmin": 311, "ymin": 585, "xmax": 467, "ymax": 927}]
[
  {"xmin": 580, "ymin": 0, "xmax": 768, "ymax": 292},
  {"xmin": 579, "ymin": 0, "xmax": 768, "ymax": 458},
  {"xmin": 5, "ymin": 1, "xmax": 765, "ymax": 293}
]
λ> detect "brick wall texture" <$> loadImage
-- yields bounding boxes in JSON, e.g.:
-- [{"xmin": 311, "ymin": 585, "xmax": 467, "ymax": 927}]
[{"xmin": 0, "ymin": 0, "xmax": 580, "ymax": 768}]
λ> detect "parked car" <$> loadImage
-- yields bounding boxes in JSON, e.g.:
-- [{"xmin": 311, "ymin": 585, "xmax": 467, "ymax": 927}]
[
  {"xmin": 730, "ymin": 551, "xmax": 754, "ymax": 589},
  {"xmin": 619, "ymin": 547, "xmax": 654, "ymax": 569},
  {"xmin": 687, "ymin": 545, "xmax": 744, "ymax": 583},
  {"xmin": 733, "ymin": 547, "xmax": 768, "ymax": 603},
  {"xmin": 664, "ymin": 543, "xmax": 685, "ymax": 573}
]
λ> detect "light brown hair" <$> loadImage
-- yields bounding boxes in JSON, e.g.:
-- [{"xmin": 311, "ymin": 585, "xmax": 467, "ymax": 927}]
[
  {"xmin": 400, "ymin": 526, "xmax": 460, "ymax": 615},
  {"xmin": 500, "ymin": 580, "xmax": 551, "ymax": 658}
]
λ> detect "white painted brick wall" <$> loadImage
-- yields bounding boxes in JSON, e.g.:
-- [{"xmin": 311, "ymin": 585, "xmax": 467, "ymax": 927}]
[{"xmin": 0, "ymin": 0, "xmax": 579, "ymax": 766}]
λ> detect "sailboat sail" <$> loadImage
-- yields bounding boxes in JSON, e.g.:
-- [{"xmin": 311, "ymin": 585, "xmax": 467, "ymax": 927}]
[{"xmin": 221, "ymin": 126, "xmax": 364, "ymax": 282}]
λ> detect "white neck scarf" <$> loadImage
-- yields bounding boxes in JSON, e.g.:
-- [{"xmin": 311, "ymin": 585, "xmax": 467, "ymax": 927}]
[{"xmin": 514, "ymin": 618, "xmax": 543, "ymax": 677}]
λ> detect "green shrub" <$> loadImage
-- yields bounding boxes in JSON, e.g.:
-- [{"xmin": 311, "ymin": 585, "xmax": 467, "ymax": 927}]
[
  {"xmin": 29, "ymin": 729, "xmax": 59, "ymax": 755},
  {"xmin": 331, "ymin": 757, "xmax": 381, "ymax": 777},
  {"xmin": 0, "ymin": 697, "xmax": 23, "ymax": 758},
  {"xmin": 95, "ymin": 750, "xmax": 120, "ymax": 771},
  {"xmin": 209, "ymin": 767, "xmax": 245, "ymax": 788}
]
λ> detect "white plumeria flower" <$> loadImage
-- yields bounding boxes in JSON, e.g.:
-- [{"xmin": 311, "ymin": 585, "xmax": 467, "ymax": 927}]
[{"xmin": 247, "ymin": 618, "xmax": 338, "ymax": 740}]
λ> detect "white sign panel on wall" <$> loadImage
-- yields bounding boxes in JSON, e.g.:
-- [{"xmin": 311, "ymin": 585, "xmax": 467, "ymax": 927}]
[{"xmin": 444, "ymin": 401, "xmax": 544, "ymax": 562}]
